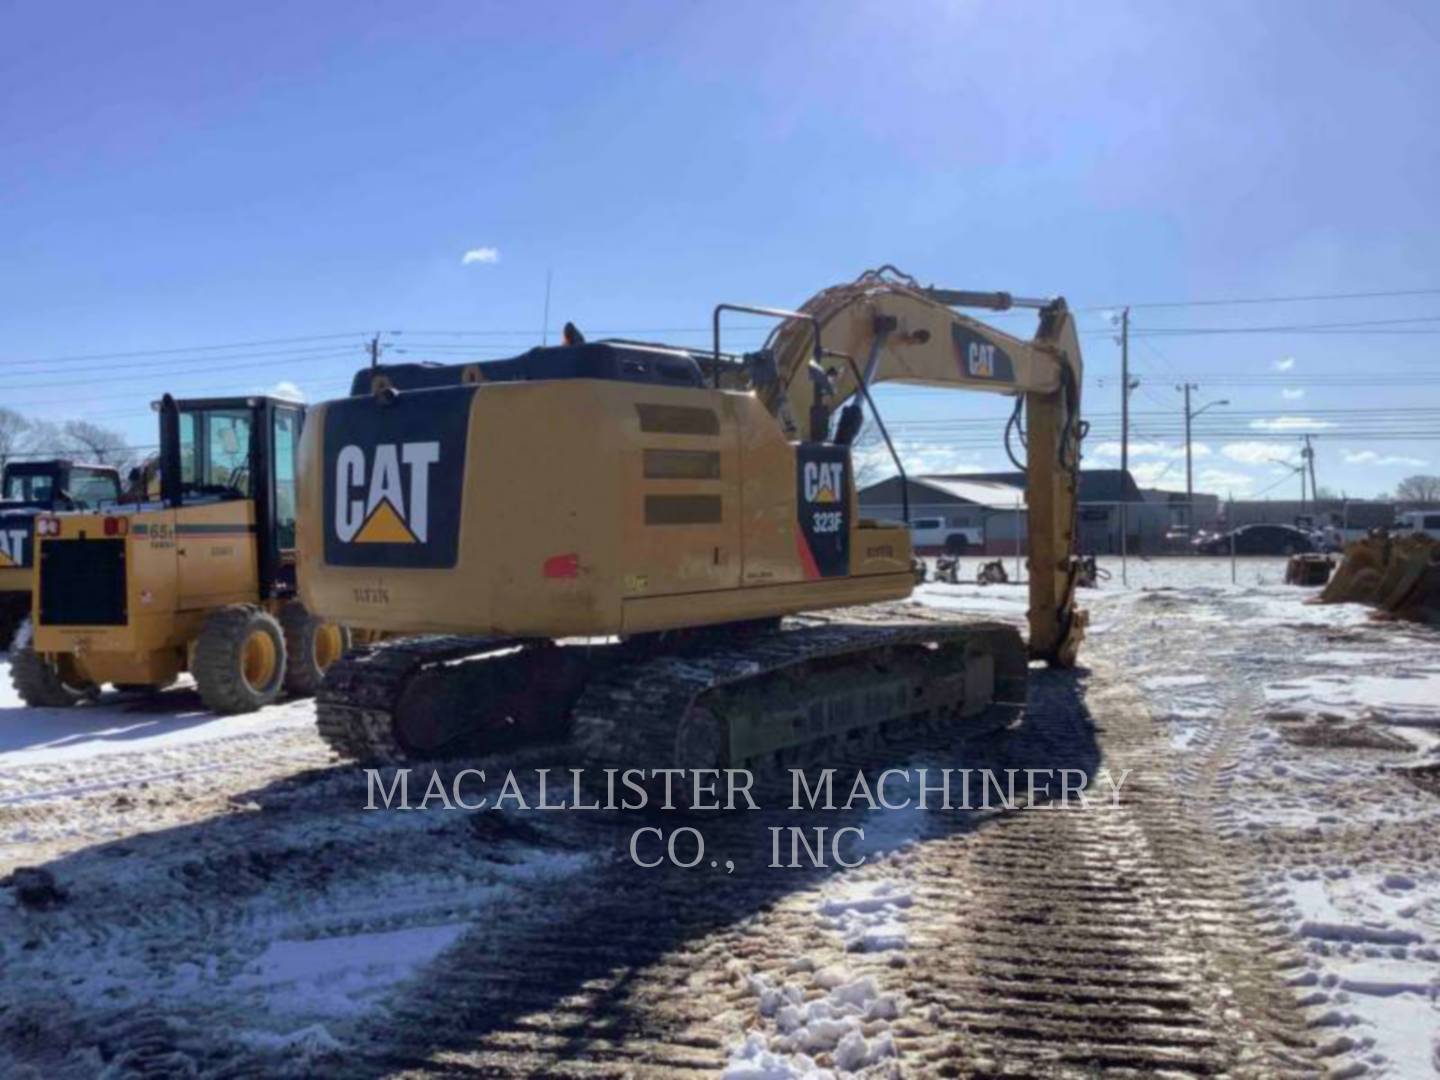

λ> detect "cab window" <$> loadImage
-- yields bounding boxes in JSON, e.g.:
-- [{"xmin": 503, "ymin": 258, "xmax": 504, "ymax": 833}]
[
  {"xmin": 273, "ymin": 408, "xmax": 300, "ymax": 548},
  {"xmin": 3, "ymin": 472, "xmax": 53, "ymax": 503},
  {"xmin": 179, "ymin": 408, "xmax": 253, "ymax": 497},
  {"xmin": 68, "ymin": 467, "xmax": 120, "ymax": 509}
]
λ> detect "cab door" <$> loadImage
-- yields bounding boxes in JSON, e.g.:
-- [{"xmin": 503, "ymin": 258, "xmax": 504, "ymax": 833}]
[{"xmin": 176, "ymin": 406, "xmax": 261, "ymax": 609}]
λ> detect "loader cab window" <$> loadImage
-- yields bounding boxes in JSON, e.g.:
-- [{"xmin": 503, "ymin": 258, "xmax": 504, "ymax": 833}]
[
  {"xmin": 67, "ymin": 467, "xmax": 121, "ymax": 509},
  {"xmin": 178, "ymin": 407, "xmax": 254, "ymax": 499},
  {"xmin": 4, "ymin": 472, "xmax": 53, "ymax": 504},
  {"xmin": 272, "ymin": 407, "xmax": 300, "ymax": 549}
]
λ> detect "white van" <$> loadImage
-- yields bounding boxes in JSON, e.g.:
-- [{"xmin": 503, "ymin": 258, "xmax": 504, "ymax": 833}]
[
  {"xmin": 1395, "ymin": 511, "xmax": 1440, "ymax": 540},
  {"xmin": 907, "ymin": 517, "xmax": 983, "ymax": 554}
]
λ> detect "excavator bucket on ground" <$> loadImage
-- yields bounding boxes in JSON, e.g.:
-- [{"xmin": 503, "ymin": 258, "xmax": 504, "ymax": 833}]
[{"xmin": 1318, "ymin": 534, "xmax": 1440, "ymax": 624}]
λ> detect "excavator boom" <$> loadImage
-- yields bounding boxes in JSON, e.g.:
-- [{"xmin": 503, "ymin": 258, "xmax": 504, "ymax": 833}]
[{"xmin": 745, "ymin": 267, "xmax": 1086, "ymax": 663}]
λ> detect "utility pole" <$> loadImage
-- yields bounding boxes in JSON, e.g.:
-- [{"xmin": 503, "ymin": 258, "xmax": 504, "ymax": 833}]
[
  {"xmin": 1178, "ymin": 387, "xmax": 1228, "ymax": 534},
  {"xmin": 1120, "ymin": 307, "xmax": 1130, "ymax": 483},
  {"xmin": 1181, "ymin": 382, "xmax": 1196, "ymax": 532},
  {"xmin": 367, "ymin": 333, "xmax": 383, "ymax": 370},
  {"xmin": 1120, "ymin": 307, "xmax": 1130, "ymax": 555},
  {"xmin": 1303, "ymin": 434, "xmax": 1318, "ymax": 505}
]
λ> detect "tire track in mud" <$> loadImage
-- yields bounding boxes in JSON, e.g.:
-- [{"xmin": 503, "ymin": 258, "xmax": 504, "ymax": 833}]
[
  {"xmin": 2, "ymin": 593, "xmax": 1325, "ymax": 1078},
  {"xmin": 282, "ymin": 664, "xmax": 1318, "ymax": 1078}
]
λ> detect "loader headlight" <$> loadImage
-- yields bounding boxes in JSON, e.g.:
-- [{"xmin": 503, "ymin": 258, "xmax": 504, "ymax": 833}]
[{"xmin": 36, "ymin": 516, "xmax": 59, "ymax": 537}]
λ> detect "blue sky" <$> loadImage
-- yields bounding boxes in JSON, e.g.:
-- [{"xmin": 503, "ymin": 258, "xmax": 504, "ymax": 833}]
[{"xmin": 3, "ymin": 0, "xmax": 1438, "ymax": 498}]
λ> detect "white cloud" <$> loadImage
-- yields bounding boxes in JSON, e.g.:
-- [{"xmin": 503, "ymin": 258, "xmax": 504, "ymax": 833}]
[
  {"xmin": 855, "ymin": 440, "xmax": 982, "ymax": 481},
  {"xmin": 1342, "ymin": 449, "xmax": 1429, "ymax": 468},
  {"xmin": 461, "ymin": 246, "xmax": 501, "ymax": 265},
  {"xmin": 1199, "ymin": 468, "xmax": 1259, "ymax": 495},
  {"xmin": 270, "ymin": 380, "xmax": 305, "ymax": 402},
  {"xmin": 1129, "ymin": 460, "xmax": 1181, "ymax": 487},
  {"xmin": 1280, "ymin": 387, "xmax": 1305, "ymax": 400},
  {"xmin": 1273, "ymin": 356, "xmax": 1296, "ymax": 372},
  {"xmin": 1090, "ymin": 440, "xmax": 1210, "ymax": 461},
  {"xmin": 1248, "ymin": 415, "xmax": 1334, "ymax": 431},
  {"xmin": 1222, "ymin": 441, "xmax": 1297, "ymax": 466}
]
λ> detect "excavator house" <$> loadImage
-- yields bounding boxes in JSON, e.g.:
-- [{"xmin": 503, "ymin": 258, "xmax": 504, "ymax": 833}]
[{"xmin": 300, "ymin": 269, "xmax": 1086, "ymax": 769}]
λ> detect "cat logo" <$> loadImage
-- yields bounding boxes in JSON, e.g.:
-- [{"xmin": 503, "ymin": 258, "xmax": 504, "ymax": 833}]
[
  {"xmin": 967, "ymin": 342, "xmax": 995, "ymax": 378},
  {"xmin": 951, "ymin": 323, "xmax": 1014, "ymax": 383},
  {"xmin": 0, "ymin": 527, "xmax": 27, "ymax": 568},
  {"xmin": 803, "ymin": 460, "xmax": 844, "ymax": 505},
  {"xmin": 334, "ymin": 442, "xmax": 440, "ymax": 545}
]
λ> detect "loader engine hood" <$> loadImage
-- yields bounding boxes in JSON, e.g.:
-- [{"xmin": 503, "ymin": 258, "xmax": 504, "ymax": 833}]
[{"xmin": 322, "ymin": 386, "xmax": 476, "ymax": 569}]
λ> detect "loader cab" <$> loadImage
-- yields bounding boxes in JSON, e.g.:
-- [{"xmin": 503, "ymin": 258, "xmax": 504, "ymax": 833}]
[
  {"xmin": 161, "ymin": 395, "xmax": 305, "ymax": 598},
  {"xmin": 2, "ymin": 460, "xmax": 122, "ymax": 511}
]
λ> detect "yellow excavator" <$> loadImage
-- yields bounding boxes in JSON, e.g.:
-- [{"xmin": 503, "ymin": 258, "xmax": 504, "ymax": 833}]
[{"xmin": 298, "ymin": 267, "xmax": 1086, "ymax": 767}]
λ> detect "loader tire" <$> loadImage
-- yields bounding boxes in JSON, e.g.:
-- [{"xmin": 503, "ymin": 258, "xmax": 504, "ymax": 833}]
[
  {"xmin": 280, "ymin": 600, "xmax": 351, "ymax": 698},
  {"xmin": 9, "ymin": 619, "xmax": 100, "ymax": 708},
  {"xmin": 193, "ymin": 606, "xmax": 286, "ymax": 714},
  {"xmin": 0, "ymin": 596, "xmax": 28, "ymax": 654}
]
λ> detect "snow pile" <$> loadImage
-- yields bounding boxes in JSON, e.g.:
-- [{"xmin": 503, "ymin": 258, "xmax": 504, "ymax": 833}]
[
  {"xmin": 816, "ymin": 880, "xmax": 913, "ymax": 954},
  {"xmin": 727, "ymin": 968, "xmax": 900, "ymax": 1079},
  {"xmin": 727, "ymin": 870, "xmax": 913, "ymax": 1077}
]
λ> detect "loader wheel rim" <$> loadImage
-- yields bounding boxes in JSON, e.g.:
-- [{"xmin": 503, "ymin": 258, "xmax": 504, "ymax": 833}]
[
  {"xmin": 241, "ymin": 630, "xmax": 278, "ymax": 690},
  {"xmin": 313, "ymin": 624, "xmax": 344, "ymax": 672}
]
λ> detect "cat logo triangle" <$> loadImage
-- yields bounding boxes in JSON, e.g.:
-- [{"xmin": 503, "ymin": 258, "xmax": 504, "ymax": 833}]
[
  {"xmin": 0, "ymin": 549, "xmax": 15, "ymax": 569},
  {"xmin": 813, "ymin": 479, "xmax": 839, "ymax": 504},
  {"xmin": 354, "ymin": 499, "xmax": 418, "ymax": 544}
]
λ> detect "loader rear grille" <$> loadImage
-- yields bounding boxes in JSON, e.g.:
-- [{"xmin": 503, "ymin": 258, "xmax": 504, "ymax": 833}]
[{"xmin": 39, "ymin": 538, "xmax": 127, "ymax": 626}]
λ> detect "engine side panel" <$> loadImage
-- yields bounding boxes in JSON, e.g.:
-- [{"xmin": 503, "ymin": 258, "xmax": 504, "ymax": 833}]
[{"xmin": 298, "ymin": 380, "xmax": 914, "ymax": 639}]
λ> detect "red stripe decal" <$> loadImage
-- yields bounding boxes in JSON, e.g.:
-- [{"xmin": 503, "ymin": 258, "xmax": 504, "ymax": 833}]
[
  {"xmin": 543, "ymin": 553, "xmax": 580, "ymax": 579},
  {"xmin": 795, "ymin": 531, "xmax": 821, "ymax": 580}
]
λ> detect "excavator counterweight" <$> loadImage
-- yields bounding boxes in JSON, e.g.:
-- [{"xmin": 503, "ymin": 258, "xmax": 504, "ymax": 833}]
[{"xmin": 299, "ymin": 268, "xmax": 1085, "ymax": 765}]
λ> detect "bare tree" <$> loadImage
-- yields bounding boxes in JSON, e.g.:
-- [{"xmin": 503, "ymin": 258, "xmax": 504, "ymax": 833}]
[
  {"xmin": 1395, "ymin": 475, "xmax": 1440, "ymax": 503},
  {"xmin": 57, "ymin": 420, "xmax": 135, "ymax": 470},
  {"xmin": 850, "ymin": 427, "xmax": 894, "ymax": 490},
  {"xmin": 0, "ymin": 408, "xmax": 29, "ymax": 474}
]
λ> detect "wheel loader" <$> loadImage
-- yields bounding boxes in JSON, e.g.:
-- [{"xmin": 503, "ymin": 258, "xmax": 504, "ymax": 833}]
[
  {"xmin": 1, "ymin": 459, "xmax": 123, "ymax": 646},
  {"xmin": 299, "ymin": 267, "xmax": 1087, "ymax": 771},
  {"xmin": 12, "ymin": 394, "xmax": 350, "ymax": 712}
]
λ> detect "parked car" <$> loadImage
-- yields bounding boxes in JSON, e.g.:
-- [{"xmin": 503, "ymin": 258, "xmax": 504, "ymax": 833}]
[
  {"xmin": 1194, "ymin": 523, "xmax": 1317, "ymax": 556},
  {"xmin": 907, "ymin": 517, "xmax": 982, "ymax": 554},
  {"xmin": 1395, "ymin": 511, "xmax": 1440, "ymax": 541}
]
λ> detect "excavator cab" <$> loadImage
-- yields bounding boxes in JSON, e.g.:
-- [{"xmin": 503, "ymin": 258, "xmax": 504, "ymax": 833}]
[{"xmin": 12, "ymin": 394, "xmax": 349, "ymax": 714}]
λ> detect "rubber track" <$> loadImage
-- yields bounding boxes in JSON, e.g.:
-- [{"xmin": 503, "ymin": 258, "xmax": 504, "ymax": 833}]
[
  {"xmin": 571, "ymin": 607, "xmax": 1026, "ymax": 770},
  {"xmin": 314, "ymin": 634, "xmax": 524, "ymax": 762}
]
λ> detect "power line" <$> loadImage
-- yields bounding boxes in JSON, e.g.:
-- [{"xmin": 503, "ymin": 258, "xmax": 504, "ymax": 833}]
[
  {"xmin": 1084, "ymin": 287, "xmax": 1440, "ymax": 311},
  {"xmin": 0, "ymin": 346, "xmax": 363, "ymax": 392},
  {"xmin": 3, "ymin": 332, "xmax": 373, "ymax": 370}
]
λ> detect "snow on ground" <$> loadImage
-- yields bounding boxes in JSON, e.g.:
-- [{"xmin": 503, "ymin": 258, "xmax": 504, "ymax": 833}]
[
  {"xmin": 0, "ymin": 670, "xmax": 315, "ymax": 769},
  {"xmin": 725, "ymin": 873, "xmax": 912, "ymax": 1079},
  {"xmin": 0, "ymin": 652, "xmax": 601, "ymax": 1073},
  {"xmin": 1070, "ymin": 558, "xmax": 1440, "ymax": 1077},
  {"xmin": 5, "ymin": 557, "xmax": 1440, "ymax": 1074}
]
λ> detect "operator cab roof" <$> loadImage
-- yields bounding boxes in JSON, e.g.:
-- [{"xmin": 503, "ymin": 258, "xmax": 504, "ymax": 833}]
[{"xmin": 349, "ymin": 340, "xmax": 708, "ymax": 397}]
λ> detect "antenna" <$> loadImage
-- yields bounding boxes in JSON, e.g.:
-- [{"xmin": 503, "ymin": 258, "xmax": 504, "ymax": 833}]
[{"xmin": 541, "ymin": 268, "xmax": 553, "ymax": 346}]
